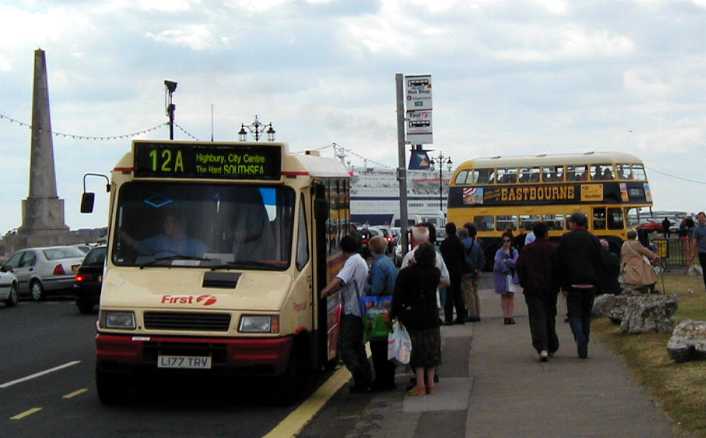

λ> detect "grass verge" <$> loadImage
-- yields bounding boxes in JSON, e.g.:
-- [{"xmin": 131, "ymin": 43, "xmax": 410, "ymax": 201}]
[{"xmin": 594, "ymin": 273, "xmax": 706, "ymax": 437}]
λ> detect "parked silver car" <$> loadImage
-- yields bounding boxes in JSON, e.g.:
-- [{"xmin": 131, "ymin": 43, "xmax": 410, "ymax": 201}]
[
  {"xmin": 0, "ymin": 270, "xmax": 18, "ymax": 307},
  {"xmin": 3, "ymin": 246, "xmax": 85, "ymax": 301}
]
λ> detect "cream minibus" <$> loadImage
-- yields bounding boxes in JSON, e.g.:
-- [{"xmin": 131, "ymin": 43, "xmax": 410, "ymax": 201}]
[{"xmin": 81, "ymin": 140, "xmax": 351, "ymax": 404}]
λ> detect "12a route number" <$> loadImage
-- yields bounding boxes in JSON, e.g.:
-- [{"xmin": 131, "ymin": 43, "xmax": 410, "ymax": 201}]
[{"xmin": 149, "ymin": 149, "xmax": 185, "ymax": 173}]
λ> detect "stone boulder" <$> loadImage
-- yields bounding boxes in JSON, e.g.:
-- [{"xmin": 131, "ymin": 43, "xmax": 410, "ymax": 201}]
[
  {"xmin": 667, "ymin": 320, "xmax": 706, "ymax": 363},
  {"xmin": 619, "ymin": 294, "xmax": 678, "ymax": 334},
  {"xmin": 592, "ymin": 294, "xmax": 618, "ymax": 318},
  {"xmin": 606, "ymin": 295, "xmax": 631, "ymax": 325}
]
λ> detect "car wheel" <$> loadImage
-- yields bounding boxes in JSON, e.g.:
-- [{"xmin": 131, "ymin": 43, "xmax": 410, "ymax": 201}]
[
  {"xmin": 76, "ymin": 298, "xmax": 95, "ymax": 314},
  {"xmin": 5, "ymin": 284, "xmax": 18, "ymax": 307},
  {"xmin": 30, "ymin": 280, "xmax": 44, "ymax": 302}
]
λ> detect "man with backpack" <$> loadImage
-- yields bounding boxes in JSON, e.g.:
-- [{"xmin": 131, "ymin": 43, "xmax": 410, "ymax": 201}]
[{"xmin": 461, "ymin": 223, "xmax": 485, "ymax": 322}]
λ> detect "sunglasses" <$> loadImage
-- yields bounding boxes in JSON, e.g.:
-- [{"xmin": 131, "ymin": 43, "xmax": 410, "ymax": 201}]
[{"xmin": 503, "ymin": 239, "xmax": 511, "ymax": 243}]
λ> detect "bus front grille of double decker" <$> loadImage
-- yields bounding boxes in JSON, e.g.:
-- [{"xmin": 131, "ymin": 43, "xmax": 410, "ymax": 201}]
[{"xmin": 143, "ymin": 312, "xmax": 231, "ymax": 332}]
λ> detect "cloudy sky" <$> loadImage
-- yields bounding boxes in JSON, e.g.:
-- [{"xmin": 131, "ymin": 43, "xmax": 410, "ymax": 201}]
[{"xmin": 1, "ymin": 0, "xmax": 706, "ymax": 232}]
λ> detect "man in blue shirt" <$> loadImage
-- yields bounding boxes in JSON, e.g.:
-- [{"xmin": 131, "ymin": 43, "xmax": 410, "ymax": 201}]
[
  {"xmin": 368, "ymin": 236, "xmax": 398, "ymax": 391},
  {"xmin": 693, "ymin": 212, "xmax": 706, "ymax": 292}
]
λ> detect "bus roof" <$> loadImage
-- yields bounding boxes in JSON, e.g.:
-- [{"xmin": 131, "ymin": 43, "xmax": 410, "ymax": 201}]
[
  {"xmin": 290, "ymin": 153, "xmax": 350, "ymax": 178},
  {"xmin": 456, "ymin": 151, "xmax": 643, "ymax": 170}
]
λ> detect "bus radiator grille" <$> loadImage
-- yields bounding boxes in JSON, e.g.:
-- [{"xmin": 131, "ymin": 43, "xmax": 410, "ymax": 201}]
[{"xmin": 143, "ymin": 312, "xmax": 232, "ymax": 332}]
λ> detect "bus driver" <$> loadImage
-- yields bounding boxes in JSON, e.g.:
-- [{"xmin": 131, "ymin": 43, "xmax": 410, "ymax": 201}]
[{"xmin": 121, "ymin": 213, "xmax": 207, "ymax": 260}]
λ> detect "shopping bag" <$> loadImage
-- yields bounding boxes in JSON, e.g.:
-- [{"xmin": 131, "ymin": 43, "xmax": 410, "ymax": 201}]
[
  {"xmin": 387, "ymin": 321, "xmax": 412, "ymax": 365},
  {"xmin": 506, "ymin": 274, "xmax": 523, "ymax": 294},
  {"xmin": 359, "ymin": 295, "xmax": 393, "ymax": 339}
]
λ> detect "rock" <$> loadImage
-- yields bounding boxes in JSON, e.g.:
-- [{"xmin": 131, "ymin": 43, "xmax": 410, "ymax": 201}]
[
  {"xmin": 606, "ymin": 295, "xmax": 630, "ymax": 325},
  {"xmin": 667, "ymin": 320, "xmax": 706, "ymax": 363},
  {"xmin": 592, "ymin": 294, "xmax": 618, "ymax": 317},
  {"xmin": 619, "ymin": 294, "xmax": 678, "ymax": 334}
]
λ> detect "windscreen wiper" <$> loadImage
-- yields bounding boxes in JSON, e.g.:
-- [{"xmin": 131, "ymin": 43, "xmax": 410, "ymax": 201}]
[
  {"xmin": 209, "ymin": 260, "xmax": 277, "ymax": 271},
  {"xmin": 138, "ymin": 255, "xmax": 215, "ymax": 268}
]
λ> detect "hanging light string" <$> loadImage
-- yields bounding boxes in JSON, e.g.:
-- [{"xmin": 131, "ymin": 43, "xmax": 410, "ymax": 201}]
[
  {"xmin": 647, "ymin": 166, "xmax": 706, "ymax": 186},
  {"xmin": 174, "ymin": 122, "xmax": 200, "ymax": 141},
  {"xmin": 0, "ymin": 112, "xmax": 166, "ymax": 141}
]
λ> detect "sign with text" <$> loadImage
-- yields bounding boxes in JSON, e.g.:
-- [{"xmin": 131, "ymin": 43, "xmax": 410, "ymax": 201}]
[
  {"xmin": 133, "ymin": 142, "xmax": 282, "ymax": 180},
  {"xmin": 405, "ymin": 74, "xmax": 433, "ymax": 144},
  {"xmin": 405, "ymin": 75, "xmax": 432, "ymax": 110},
  {"xmin": 406, "ymin": 109, "xmax": 433, "ymax": 144}
]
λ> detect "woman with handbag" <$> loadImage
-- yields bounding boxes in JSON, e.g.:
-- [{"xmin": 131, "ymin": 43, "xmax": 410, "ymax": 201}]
[
  {"xmin": 621, "ymin": 230, "xmax": 659, "ymax": 293},
  {"xmin": 494, "ymin": 233, "xmax": 521, "ymax": 325},
  {"xmin": 390, "ymin": 243, "xmax": 442, "ymax": 396}
]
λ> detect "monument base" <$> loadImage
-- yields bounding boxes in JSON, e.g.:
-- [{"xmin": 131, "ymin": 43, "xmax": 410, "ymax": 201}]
[{"xmin": 19, "ymin": 197, "xmax": 70, "ymax": 235}]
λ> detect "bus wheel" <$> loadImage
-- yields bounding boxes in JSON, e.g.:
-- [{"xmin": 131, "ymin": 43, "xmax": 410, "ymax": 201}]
[{"xmin": 96, "ymin": 368, "xmax": 129, "ymax": 405}]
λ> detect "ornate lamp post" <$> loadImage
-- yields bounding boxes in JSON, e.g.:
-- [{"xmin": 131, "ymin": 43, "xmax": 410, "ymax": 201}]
[
  {"xmin": 430, "ymin": 151, "xmax": 452, "ymax": 214},
  {"xmin": 238, "ymin": 115, "xmax": 275, "ymax": 142}
]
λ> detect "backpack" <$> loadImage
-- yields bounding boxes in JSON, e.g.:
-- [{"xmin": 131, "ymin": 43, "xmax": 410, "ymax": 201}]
[{"xmin": 464, "ymin": 239, "xmax": 482, "ymax": 276}]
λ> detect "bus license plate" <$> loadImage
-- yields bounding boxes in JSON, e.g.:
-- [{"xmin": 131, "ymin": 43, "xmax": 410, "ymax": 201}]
[{"xmin": 157, "ymin": 355, "xmax": 212, "ymax": 369}]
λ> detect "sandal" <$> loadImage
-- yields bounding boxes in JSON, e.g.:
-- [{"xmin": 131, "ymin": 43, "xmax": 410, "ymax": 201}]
[
  {"xmin": 407, "ymin": 387, "xmax": 426, "ymax": 397},
  {"xmin": 426, "ymin": 385, "xmax": 433, "ymax": 395}
]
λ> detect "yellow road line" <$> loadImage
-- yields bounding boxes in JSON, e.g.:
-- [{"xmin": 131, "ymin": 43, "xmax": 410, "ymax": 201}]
[
  {"xmin": 62, "ymin": 388, "xmax": 88, "ymax": 399},
  {"xmin": 10, "ymin": 407, "xmax": 42, "ymax": 421},
  {"xmin": 262, "ymin": 366, "xmax": 352, "ymax": 438}
]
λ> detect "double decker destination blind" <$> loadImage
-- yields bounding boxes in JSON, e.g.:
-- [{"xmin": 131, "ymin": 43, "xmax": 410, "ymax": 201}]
[{"xmin": 133, "ymin": 142, "xmax": 282, "ymax": 180}]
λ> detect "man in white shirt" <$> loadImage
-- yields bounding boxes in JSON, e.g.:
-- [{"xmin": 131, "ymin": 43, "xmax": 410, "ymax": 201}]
[
  {"xmin": 401, "ymin": 225, "xmax": 450, "ymax": 288},
  {"xmin": 322, "ymin": 235, "xmax": 372, "ymax": 392}
]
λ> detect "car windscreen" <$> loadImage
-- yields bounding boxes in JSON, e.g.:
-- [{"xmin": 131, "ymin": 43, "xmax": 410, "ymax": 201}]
[
  {"xmin": 112, "ymin": 182, "xmax": 295, "ymax": 269},
  {"xmin": 43, "ymin": 247, "xmax": 85, "ymax": 260},
  {"xmin": 83, "ymin": 247, "xmax": 106, "ymax": 266}
]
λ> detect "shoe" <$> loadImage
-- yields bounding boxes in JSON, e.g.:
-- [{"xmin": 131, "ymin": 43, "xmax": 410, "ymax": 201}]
[
  {"xmin": 578, "ymin": 343, "xmax": 588, "ymax": 359},
  {"xmin": 444, "ymin": 320, "xmax": 454, "ymax": 326},
  {"xmin": 407, "ymin": 387, "xmax": 426, "ymax": 397},
  {"xmin": 426, "ymin": 385, "xmax": 433, "ymax": 395},
  {"xmin": 508, "ymin": 318, "xmax": 517, "ymax": 325},
  {"xmin": 468, "ymin": 317, "xmax": 481, "ymax": 323},
  {"xmin": 539, "ymin": 350, "xmax": 549, "ymax": 362},
  {"xmin": 453, "ymin": 319, "xmax": 465, "ymax": 325},
  {"xmin": 503, "ymin": 318, "xmax": 510, "ymax": 325}
]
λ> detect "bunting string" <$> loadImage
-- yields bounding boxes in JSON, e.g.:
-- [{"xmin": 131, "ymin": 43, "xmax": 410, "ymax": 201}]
[
  {"xmin": 0, "ymin": 112, "xmax": 166, "ymax": 141},
  {"xmin": 174, "ymin": 122, "xmax": 200, "ymax": 141}
]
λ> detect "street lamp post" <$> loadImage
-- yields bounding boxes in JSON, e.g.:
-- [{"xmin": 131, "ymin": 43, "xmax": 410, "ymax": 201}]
[
  {"xmin": 238, "ymin": 115, "xmax": 275, "ymax": 142},
  {"xmin": 430, "ymin": 151, "xmax": 452, "ymax": 215},
  {"xmin": 164, "ymin": 80, "xmax": 177, "ymax": 140}
]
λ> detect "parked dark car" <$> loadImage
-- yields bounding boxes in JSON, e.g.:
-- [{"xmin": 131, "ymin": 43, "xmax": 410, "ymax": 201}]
[{"xmin": 74, "ymin": 246, "xmax": 106, "ymax": 314}]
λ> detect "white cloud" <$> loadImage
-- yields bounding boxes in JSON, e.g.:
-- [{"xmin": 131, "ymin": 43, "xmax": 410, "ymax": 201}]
[
  {"xmin": 146, "ymin": 25, "xmax": 219, "ymax": 50},
  {"xmin": 623, "ymin": 69, "xmax": 673, "ymax": 98}
]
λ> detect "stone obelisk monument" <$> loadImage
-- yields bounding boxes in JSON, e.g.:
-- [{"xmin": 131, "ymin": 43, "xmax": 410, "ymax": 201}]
[{"xmin": 16, "ymin": 49, "xmax": 69, "ymax": 247}]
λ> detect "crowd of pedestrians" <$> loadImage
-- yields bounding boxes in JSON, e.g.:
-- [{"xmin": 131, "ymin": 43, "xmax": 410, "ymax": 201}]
[{"xmin": 324, "ymin": 211, "xmax": 706, "ymax": 395}]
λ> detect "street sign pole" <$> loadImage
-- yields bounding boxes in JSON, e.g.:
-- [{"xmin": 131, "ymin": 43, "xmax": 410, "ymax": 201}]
[{"xmin": 395, "ymin": 73, "xmax": 409, "ymax": 255}]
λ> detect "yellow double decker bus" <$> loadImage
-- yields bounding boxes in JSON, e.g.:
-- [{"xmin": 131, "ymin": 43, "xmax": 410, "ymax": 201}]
[{"xmin": 447, "ymin": 152, "xmax": 653, "ymax": 263}]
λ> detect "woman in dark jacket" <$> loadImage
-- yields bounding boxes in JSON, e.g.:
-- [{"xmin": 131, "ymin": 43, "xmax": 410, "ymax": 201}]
[{"xmin": 391, "ymin": 243, "xmax": 442, "ymax": 396}]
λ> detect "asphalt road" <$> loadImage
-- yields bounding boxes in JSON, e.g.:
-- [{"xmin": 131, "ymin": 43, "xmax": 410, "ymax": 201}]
[{"xmin": 0, "ymin": 299, "xmax": 319, "ymax": 438}]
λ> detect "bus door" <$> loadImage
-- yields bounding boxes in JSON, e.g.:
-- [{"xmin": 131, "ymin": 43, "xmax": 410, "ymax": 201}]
[{"xmin": 313, "ymin": 182, "xmax": 343, "ymax": 366}]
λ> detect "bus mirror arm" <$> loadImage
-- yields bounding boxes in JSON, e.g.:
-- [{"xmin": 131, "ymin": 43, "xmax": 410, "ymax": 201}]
[{"xmin": 81, "ymin": 173, "xmax": 110, "ymax": 214}]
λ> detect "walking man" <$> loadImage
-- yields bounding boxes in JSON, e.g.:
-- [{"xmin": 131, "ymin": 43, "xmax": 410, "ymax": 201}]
[
  {"xmin": 440, "ymin": 223, "xmax": 467, "ymax": 324},
  {"xmin": 461, "ymin": 224, "xmax": 484, "ymax": 322},
  {"xmin": 517, "ymin": 223, "xmax": 559, "ymax": 361},
  {"xmin": 321, "ymin": 235, "xmax": 372, "ymax": 392},
  {"xmin": 693, "ymin": 212, "xmax": 706, "ymax": 292},
  {"xmin": 662, "ymin": 217, "xmax": 671, "ymax": 239},
  {"xmin": 556, "ymin": 212, "xmax": 603, "ymax": 359}
]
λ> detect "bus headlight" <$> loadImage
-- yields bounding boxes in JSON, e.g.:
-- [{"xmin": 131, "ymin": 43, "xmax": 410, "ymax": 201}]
[
  {"xmin": 100, "ymin": 311, "xmax": 136, "ymax": 330},
  {"xmin": 239, "ymin": 315, "xmax": 279, "ymax": 334}
]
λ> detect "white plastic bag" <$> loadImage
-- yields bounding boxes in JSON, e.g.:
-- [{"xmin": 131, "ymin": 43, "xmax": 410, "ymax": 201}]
[
  {"xmin": 506, "ymin": 274, "xmax": 523, "ymax": 294},
  {"xmin": 387, "ymin": 321, "xmax": 412, "ymax": 365}
]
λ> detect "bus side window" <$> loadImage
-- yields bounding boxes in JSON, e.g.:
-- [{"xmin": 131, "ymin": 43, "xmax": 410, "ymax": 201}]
[
  {"xmin": 473, "ymin": 215, "xmax": 494, "ymax": 232},
  {"xmin": 296, "ymin": 196, "xmax": 310, "ymax": 270},
  {"xmin": 543, "ymin": 215, "xmax": 564, "ymax": 231},
  {"xmin": 497, "ymin": 168, "xmax": 517, "ymax": 184},
  {"xmin": 567, "ymin": 165, "xmax": 587, "ymax": 181},
  {"xmin": 542, "ymin": 166, "xmax": 563, "ymax": 182},
  {"xmin": 455, "ymin": 171, "xmax": 469, "ymax": 185},
  {"xmin": 478, "ymin": 169, "xmax": 494, "ymax": 184},
  {"xmin": 496, "ymin": 215, "xmax": 518, "ymax": 232},
  {"xmin": 608, "ymin": 208, "xmax": 624, "ymax": 230},
  {"xmin": 593, "ymin": 208, "xmax": 607, "ymax": 230}
]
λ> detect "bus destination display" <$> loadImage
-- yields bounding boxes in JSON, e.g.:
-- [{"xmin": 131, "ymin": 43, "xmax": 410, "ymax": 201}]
[{"xmin": 133, "ymin": 142, "xmax": 282, "ymax": 180}]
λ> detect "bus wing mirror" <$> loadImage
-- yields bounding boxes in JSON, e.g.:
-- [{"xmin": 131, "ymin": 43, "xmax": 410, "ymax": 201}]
[{"xmin": 80, "ymin": 192, "xmax": 95, "ymax": 214}]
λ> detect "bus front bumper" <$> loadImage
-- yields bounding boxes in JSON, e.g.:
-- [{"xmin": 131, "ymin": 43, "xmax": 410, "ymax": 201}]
[{"xmin": 96, "ymin": 334, "xmax": 293, "ymax": 376}]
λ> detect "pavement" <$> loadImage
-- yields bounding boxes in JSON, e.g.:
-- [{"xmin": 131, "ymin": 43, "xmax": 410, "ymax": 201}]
[{"xmin": 300, "ymin": 275, "xmax": 676, "ymax": 438}]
